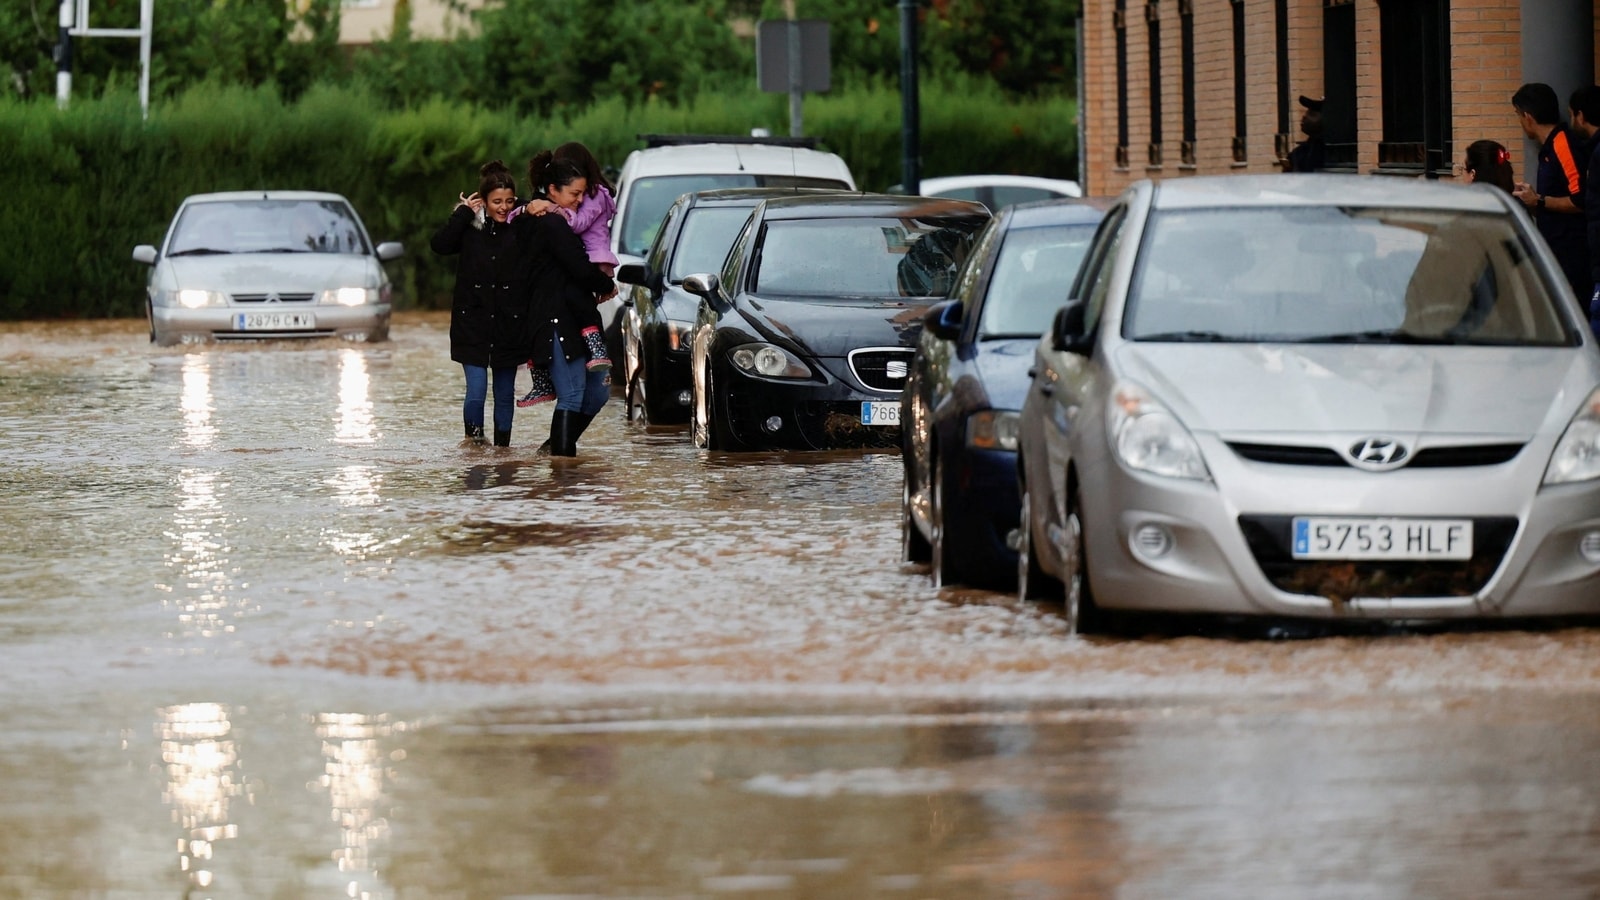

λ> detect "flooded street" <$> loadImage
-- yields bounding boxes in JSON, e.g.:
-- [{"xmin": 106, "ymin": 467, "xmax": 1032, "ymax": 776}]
[{"xmin": 4, "ymin": 313, "xmax": 1600, "ymax": 898}]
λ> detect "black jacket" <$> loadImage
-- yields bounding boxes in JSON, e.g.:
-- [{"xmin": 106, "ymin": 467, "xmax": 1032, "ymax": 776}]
[
  {"xmin": 524, "ymin": 212, "xmax": 616, "ymax": 366},
  {"xmin": 430, "ymin": 205, "xmax": 538, "ymax": 368}
]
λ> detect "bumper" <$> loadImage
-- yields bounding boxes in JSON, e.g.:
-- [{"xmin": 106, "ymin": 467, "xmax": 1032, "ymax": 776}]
[
  {"xmin": 151, "ymin": 305, "xmax": 391, "ymax": 345},
  {"xmin": 1080, "ymin": 440, "xmax": 1600, "ymax": 620},
  {"xmin": 947, "ymin": 446, "xmax": 1022, "ymax": 568},
  {"xmin": 723, "ymin": 368, "xmax": 901, "ymax": 449}
]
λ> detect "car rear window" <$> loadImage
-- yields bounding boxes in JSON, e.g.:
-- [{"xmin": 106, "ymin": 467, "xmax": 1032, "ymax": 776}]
[
  {"xmin": 977, "ymin": 222, "xmax": 1100, "ymax": 337},
  {"xmin": 668, "ymin": 207, "xmax": 756, "ymax": 281},
  {"xmin": 1124, "ymin": 206, "xmax": 1578, "ymax": 346},
  {"xmin": 618, "ymin": 175, "xmax": 850, "ymax": 257},
  {"xmin": 167, "ymin": 200, "xmax": 370, "ymax": 256},
  {"xmin": 753, "ymin": 215, "xmax": 988, "ymax": 298}
]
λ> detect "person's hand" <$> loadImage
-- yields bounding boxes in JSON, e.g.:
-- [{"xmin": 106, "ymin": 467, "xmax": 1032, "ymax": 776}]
[
  {"xmin": 523, "ymin": 198, "xmax": 557, "ymax": 217},
  {"xmin": 598, "ymin": 285, "xmax": 618, "ymax": 304},
  {"xmin": 457, "ymin": 191, "xmax": 485, "ymax": 213},
  {"xmin": 1512, "ymin": 182, "xmax": 1538, "ymax": 208}
]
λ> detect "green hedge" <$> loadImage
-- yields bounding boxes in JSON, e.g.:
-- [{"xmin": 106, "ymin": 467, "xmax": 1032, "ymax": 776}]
[{"xmin": 0, "ymin": 80, "xmax": 1076, "ymax": 318}]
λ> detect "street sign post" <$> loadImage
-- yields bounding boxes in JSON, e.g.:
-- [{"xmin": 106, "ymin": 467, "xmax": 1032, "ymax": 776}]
[{"xmin": 756, "ymin": 19, "xmax": 830, "ymax": 138}]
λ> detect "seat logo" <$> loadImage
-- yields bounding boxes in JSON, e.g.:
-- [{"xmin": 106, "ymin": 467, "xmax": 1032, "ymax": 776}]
[
  {"xmin": 885, "ymin": 360, "xmax": 908, "ymax": 379},
  {"xmin": 1348, "ymin": 437, "xmax": 1408, "ymax": 470}
]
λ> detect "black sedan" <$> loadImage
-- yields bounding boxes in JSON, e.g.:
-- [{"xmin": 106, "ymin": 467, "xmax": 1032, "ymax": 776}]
[
  {"xmin": 681, "ymin": 194, "xmax": 991, "ymax": 451},
  {"xmin": 616, "ymin": 188, "xmax": 844, "ymax": 425},
  {"xmin": 901, "ymin": 199, "xmax": 1107, "ymax": 588}
]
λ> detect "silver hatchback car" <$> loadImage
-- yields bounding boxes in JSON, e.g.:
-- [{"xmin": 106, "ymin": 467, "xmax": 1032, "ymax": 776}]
[
  {"xmin": 1016, "ymin": 175, "xmax": 1600, "ymax": 633},
  {"xmin": 134, "ymin": 191, "xmax": 402, "ymax": 346}
]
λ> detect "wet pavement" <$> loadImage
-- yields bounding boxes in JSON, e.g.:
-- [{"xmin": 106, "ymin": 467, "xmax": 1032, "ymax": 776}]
[{"xmin": 3, "ymin": 313, "xmax": 1600, "ymax": 898}]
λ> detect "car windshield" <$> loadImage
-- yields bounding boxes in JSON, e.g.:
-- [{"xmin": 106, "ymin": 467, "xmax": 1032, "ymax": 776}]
[
  {"xmin": 1123, "ymin": 206, "xmax": 1576, "ymax": 346},
  {"xmin": 753, "ymin": 215, "xmax": 988, "ymax": 298},
  {"xmin": 167, "ymin": 200, "xmax": 370, "ymax": 256},
  {"xmin": 668, "ymin": 207, "xmax": 755, "ymax": 281},
  {"xmin": 976, "ymin": 222, "xmax": 1099, "ymax": 337},
  {"xmin": 618, "ymin": 175, "xmax": 849, "ymax": 257}
]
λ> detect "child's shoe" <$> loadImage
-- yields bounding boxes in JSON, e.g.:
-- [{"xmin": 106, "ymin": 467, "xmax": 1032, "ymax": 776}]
[
  {"xmin": 517, "ymin": 366, "xmax": 556, "ymax": 407},
  {"xmin": 582, "ymin": 327, "xmax": 612, "ymax": 371}
]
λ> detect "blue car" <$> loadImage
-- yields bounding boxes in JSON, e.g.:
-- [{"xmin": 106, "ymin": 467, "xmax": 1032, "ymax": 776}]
[{"xmin": 900, "ymin": 199, "xmax": 1108, "ymax": 588}]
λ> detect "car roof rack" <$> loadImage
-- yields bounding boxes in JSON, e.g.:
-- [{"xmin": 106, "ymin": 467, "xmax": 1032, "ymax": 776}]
[{"xmin": 639, "ymin": 133, "xmax": 820, "ymax": 150}]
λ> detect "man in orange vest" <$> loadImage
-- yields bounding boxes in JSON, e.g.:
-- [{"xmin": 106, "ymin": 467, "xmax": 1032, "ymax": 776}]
[{"xmin": 1512, "ymin": 82, "xmax": 1590, "ymax": 303}]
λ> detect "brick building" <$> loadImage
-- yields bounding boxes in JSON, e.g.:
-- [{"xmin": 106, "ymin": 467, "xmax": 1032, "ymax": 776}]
[{"xmin": 1077, "ymin": 0, "xmax": 1597, "ymax": 195}]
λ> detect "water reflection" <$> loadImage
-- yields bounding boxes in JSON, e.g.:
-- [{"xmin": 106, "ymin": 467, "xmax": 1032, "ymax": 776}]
[
  {"xmin": 334, "ymin": 350, "xmax": 376, "ymax": 445},
  {"xmin": 164, "ymin": 468, "xmax": 238, "ymax": 639},
  {"xmin": 180, "ymin": 355, "xmax": 216, "ymax": 448},
  {"xmin": 157, "ymin": 702, "xmax": 245, "ymax": 891},
  {"xmin": 314, "ymin": 712, "xmax": 396, "ymax": 899}
]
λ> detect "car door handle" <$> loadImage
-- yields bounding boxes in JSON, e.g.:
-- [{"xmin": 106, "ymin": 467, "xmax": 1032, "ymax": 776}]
[{"xmin": 1027, "ymin": 367, "xmax": 1037, "ymax": 378}]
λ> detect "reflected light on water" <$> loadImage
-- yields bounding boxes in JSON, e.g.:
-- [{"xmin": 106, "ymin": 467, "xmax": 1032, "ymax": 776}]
[
  {"xmin": 335, "ymin": 350, "xmax": 376, "ymax": 445},
  {"xmin": 163, "ymin": 468, "xmax": 240, "ymax": 638},
  {"xmin": 157, "ymin": 702, "xmax": 245, "ymax": 891},
  {"xmin": 180, "ymin": 355, "xmax": 215, "ymax": 448},
  {"xmin": 314, "ymin": 712, "xmax": 395, "ymax": 900}
]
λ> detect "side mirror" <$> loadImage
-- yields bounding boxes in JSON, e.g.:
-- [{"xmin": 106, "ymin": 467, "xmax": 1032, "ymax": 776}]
[
  {"xmin": 923, "ymin": 299, "xmax": 964, "ymax": 341},
  {"xmin": 617, "ymin": 263, "xmax": 647, "ymax": 286},
  {"xmin": 376, "ymin": 241, "xmax": 404, "ymax": 262},
  {"xmin": 132, "ymin": 245, "xmax": 158, "ymax": 265},
  {"xmin": 681, "ymin": 272, "xmax": 720, "ymax": 298},
  {"xmin": 1051, "ymin": 301, "xmax": 1092, "ymax": 355}
]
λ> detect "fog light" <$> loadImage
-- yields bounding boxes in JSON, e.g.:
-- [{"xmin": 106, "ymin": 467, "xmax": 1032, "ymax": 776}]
[
  {"xmin": 180, "ymin": 333, "xmax": 206, "ymax": 345},
  {"xmin": 341, "ymin": 332, "xmax": 369, "ymax": 343},
  {"xmin": 1581, "ymin": 531, "xmax": 1600, "ymax": 564},
  {"xmin": 1131, "ymin": 523, "xmax": 1173, "ymax": 559},
  {"xmin": 763, "ymin": 416, "xmax": 783, "ymax": 433},
  {"xmin": 676, "ymin": 389, "xmax": 692, "ymax": 406}
]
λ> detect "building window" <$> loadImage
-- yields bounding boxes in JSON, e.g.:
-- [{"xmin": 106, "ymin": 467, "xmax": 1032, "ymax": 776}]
[
  {"xmin": 1322, "ymin": 0, "xmax": 1357, "ymax": 170},
  {"xmin": 1147, "ymin": 1, "xmax": 1163, "ymax": 166},
  {"xmin": 1116, "ymin": 0, "xmax": 1130, "ymax": 168},
  {"xmin": 1378, "ymin": 0, "xmax": 1452, "ymax": 175},
  {"xmin": 1231, "ymin": 0, "xmax": 1247, "ymax": 163},
  {"xmin": 1179, "ymin": 0, "xmax": 1196, "ymax": 166},
  {"xmin": 1273, "ymin": 0, "xmax": 1290, "ymax": 160}
]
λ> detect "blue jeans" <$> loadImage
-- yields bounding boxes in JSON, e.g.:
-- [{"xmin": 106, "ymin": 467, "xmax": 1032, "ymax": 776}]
[
  {"xmin": 463, "ymin": 364, "xmax": 518, "ymax": 433},
  {"xmin": 548, "ymin": 332, "xmax": 610, "ymax": 415}
]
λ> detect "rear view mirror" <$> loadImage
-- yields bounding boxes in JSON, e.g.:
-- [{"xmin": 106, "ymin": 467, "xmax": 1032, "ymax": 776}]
[
  {"xmin": 375, "ymin": 241, "xmax": 404, "ymax": 262},
  {"xmin": 681, "ymin": 273, "xmax": 720, "ymax": 298},
  {"xmin": 617, "ymin": 263, "xmax": 664, "ymax": 293},
  {"xmin": 1051, "ymin": 301, "xmax": 1092, "ymax": 355},
  {"xmin": 923, "ymin": 299, "xmax": 964, "ymax": 341},
  {"xmin": 132, "ymin": 245, "xmax": 157, "ymax": 265}
]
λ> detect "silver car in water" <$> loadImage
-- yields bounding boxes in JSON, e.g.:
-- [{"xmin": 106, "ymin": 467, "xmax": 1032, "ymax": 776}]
[
  {"xmin": 134, "ymin": 191, "xmax": 402, "ymax": 346},
  {"xmin": 1015, "ymin": 175, "xmax": 1600, "ymax": 633}
]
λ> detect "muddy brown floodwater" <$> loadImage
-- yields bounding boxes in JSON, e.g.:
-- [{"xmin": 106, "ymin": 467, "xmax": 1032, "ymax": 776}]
[{"xmin": 3, "ymin": 313, "xmax": 1600, "ymax": 898}]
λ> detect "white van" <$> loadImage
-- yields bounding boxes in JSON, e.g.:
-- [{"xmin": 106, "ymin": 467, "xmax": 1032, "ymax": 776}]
[{"xmin": 601, "ymin": 135, "xmax": 857, "ymax": 349}]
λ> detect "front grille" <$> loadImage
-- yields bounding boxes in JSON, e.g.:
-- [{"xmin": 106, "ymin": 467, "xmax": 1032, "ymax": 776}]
[
  {"xmin": 848, "ymin": 349, "xmax": 914, "ymax": 393},
  {"xmin": 1228, "ymin": 441, "xmax": 1527, "ymax": 469},
  {"xmin": 1237, "ymin": 515, "xmax": 1518, "ymax": 601},
  {"xmin": 232, "ymin": 293, "xmax": 316, "ymax": 304}
]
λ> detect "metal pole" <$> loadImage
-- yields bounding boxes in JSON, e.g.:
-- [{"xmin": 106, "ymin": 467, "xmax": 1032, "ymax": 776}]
[
  {"xmin": 138, "ymin": 0, "xmax": 152, "ymax": 118},
  {"xmin": 899, "ymin": 0, "xmax": 920, "ymax": 194},
  {"xmin": 55, "ymin": 0, "xmax": 73, "ymax": 108},
  {"xmin": 784, "ymin": 0, "xmax": 802, "ymax": 138}
]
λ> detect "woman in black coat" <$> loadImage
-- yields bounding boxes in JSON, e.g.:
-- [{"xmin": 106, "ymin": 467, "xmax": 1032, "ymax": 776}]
[
  {"xmin": 522, "ymin": 154, "xmax": 618, "ymax": 456},
  {"xmin": 429, "ymin": 160, "xmax": 539, "ymax": 447}
]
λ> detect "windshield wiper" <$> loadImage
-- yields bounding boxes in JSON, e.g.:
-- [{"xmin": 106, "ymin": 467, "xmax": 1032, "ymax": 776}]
[
  {"xmin": 1135, "ymin": 330, "xmax": 1232, "ymax": 342},
  {"xmin": 167, "ymin": 247, "xmax": 230, "ymax": 257},
  {"xmin": 256, "ymin": 247, "xmax": 310, "ymax": 253},
  {"xmin": 1293, "ymin": 329, "xmax": 1453, "ymax": 345}
]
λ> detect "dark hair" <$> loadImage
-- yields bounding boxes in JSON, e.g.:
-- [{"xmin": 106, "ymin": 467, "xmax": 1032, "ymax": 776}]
[
  {"xmin": 527, "ymin": 150, "xmax": 587, "ymax": 196},
  {"xmin": 1571, "ymin": 84, "xmax": 1600, "ymax": 128},
  {"xmin": 1463, "ymin": 140, "xmax": 1515, "ymax": 194},
  {"xmin": 477, "ymin": 159, "xmax": 516, "ymax": 199},
  {"xmin": 1512, "ymin": 82, "xmax": 1561, "ymax": 125},
  {"xmin": 552, "ymin": 141, "xmax": 614, "ymax": 197}
]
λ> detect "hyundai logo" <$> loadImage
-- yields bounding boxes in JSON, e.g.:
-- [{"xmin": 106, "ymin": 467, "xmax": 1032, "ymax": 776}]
[
  {"xmin": 1348, "ymin": 437, "xmax": 1408, "ymax": 469},
  {"xmin": 885, "ymin": 360, "xmax": 908, "ymax": 379}
]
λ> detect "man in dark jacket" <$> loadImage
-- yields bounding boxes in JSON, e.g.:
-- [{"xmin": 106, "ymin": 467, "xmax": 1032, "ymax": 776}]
[
  {"xmin": 1282, "ymin": 95, "xmax": 1327, "ymax": 173},
  {"xmin": 1569, "ymin": 83, "xmax": 1600, "ymax": 339},
  {"xmin": 1511, "ymin": 82, "xmax": 1590, "ymax": 305}
]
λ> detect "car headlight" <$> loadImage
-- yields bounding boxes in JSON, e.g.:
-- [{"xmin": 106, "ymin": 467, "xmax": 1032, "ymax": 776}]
[
  {"xmin": 320, "ymin": 287, "xmax": 378, "ymax": 306},
  {"xmin": 169, "ymin": 289, "xmax": 225, "ymax": 309},
  {"xmin": 1108, "ymin": 381, "xmax": 1211, "ymax": 481},
  {"xmin": 1544, "ymin": 388, "xmax": 1600, "ymax": 484},
  {"xmin": 966, "ymin": 410, "xmax": 1020, "ymax": 451},
  {"xmin": 729, "ymin": 343, "xmax": 812, "ymax": 379},
  {"xmin": 666, "ymin": 319, "xmax": 694, "ymax": 352}
]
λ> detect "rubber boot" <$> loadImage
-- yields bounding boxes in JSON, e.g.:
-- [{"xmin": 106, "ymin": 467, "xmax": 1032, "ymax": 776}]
[
  {"xmin": 493, "ymin": 428, "xmax": 512, "ymax": 447},
  {"xmin": 465, "ymin": 424, "xmax": 487, "ymax": 444},
  {"xmin": 548, "ymin": 409, "xmax": 579, "ymax": 457},
  {"xmin": 569, "ymin": 411, "xmax": 597, "ymax": 444}
]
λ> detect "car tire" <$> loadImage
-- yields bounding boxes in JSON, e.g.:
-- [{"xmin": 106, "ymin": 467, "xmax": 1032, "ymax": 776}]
[
  {"xmin": 1016, "ymin": 487, "xmax": 1060, "ymax": 602},
  {"xmin": 1062, "ymin": 486, "xmax": 1104, "ymax": 637},
  {"xmin": 930, "ymin": 452, "xmax": 972, "ymax": 588},
  {"xmin": 691, "ymin": 360, "xmax": 711, "ymax": 449},
  {"xmin": 901, "ymin": 476, "xmax": 931, "ymax": 563},
  {"xmin": 625, "ymin": 366, "xmax": 645, "ymax": 424}
]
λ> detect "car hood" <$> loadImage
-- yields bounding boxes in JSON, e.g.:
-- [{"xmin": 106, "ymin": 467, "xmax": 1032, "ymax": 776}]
[
  {"xmin": 967, "ymin": 338, "xmax": 1038, "ymax": 411},
  {"xmin": 742, "ymin": 294, "xmax": 935, "ymax": 356},
  {"xmin": 165, "ymin": 254, "xmax": 375, "ymax": 292},
  {"xmin": 1114, "ymin": 342, "xmax": 1595, "ymax": 437}
]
